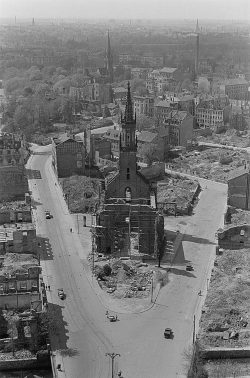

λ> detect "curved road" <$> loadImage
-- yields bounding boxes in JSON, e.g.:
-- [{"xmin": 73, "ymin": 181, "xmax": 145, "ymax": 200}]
[{"xmin": 27, "ymin": 144, "xmax": 227, "ymax": 378}]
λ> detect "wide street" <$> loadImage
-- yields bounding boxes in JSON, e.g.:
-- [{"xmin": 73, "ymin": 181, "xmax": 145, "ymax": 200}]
[{"xmin": 27, "ymin": 144, "xmax": 227, "ymax": 378}]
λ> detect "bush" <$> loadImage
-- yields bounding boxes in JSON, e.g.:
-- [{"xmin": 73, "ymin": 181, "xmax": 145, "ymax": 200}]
[{"xmin": 103, "ymin": 264, "xmax": 112, "ymax": 276}]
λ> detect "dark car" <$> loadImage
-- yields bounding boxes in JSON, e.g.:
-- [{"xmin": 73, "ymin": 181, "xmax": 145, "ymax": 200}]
[
  {"xmin": 164, "ymin": 328, "xmax": 173, "ymax": 339},
  {"xmin": 45, "ymin": 210, "xmax": 52, "ymax": 219},
  {"xmin": 186, "ymin": 265, "xmax": 194, "ymax": 271}
]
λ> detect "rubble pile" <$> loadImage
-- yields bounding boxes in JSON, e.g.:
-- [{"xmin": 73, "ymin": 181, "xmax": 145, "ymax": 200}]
[
  {"xmin": 92, "ymin": 258, "xmax": 154, "ymax": 299},
  {"xmin": 170, "ymin": 148, "xmax": 248, "ymax": 183},
  {"xmin": 157, "ymin": 176, "xmax": 199, "ymax": 215},
  {"xmin": 199, "ymin": 247, "xmax": 250, "ymax": 348},
  {"xmin": 198, "ymin": 129, "xmax": 250, "ymax": 148}
]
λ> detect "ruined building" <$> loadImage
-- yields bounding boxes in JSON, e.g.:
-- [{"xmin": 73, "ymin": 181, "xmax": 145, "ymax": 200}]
[{"xmin": 94, "ymin": 83, "xmax": 164, "ymax": 258}]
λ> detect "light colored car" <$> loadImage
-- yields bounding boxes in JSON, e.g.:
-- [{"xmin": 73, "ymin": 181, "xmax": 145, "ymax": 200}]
[{"xmin": 58, "ymin": 288, "xmax": 65, "ymax": 300}]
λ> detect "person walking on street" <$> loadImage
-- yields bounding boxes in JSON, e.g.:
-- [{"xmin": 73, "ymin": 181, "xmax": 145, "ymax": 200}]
[{"xmin": 48, "ymin": 285, "xmax": 50, "ymax": 291}]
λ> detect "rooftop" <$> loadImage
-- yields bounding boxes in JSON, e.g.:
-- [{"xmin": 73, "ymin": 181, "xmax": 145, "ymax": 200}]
[
  {"xmin": 224, "ymin": 78, "xmax": 248, "ymax": 86},
  {"xmin": 0, "ymin": 223, "xmax": 35, "ymax": 243},
  {"xmin": 160, "ymin": 67, "xmax": 177, "ymax": 74},
  {"xmin": 137, "ymin": 131, "xmax": 158, "ymax": 143}
]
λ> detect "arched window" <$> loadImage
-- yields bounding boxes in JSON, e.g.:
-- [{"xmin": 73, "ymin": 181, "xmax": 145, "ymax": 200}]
[{"xmin": 125, "ymin": 187, "xmax": 131, "ymax": 202}]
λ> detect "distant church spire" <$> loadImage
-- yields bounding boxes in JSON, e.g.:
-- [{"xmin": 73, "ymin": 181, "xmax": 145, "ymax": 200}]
[
  {"xmin": 124, "ymin": 82, "xmax": 134, "ymax": 123},
  {"xmin": 194, "ymin": 19, "xmax": 200, "ymax": 79},
  {"xmin": 195, "ymin": 19, "xmax": 200, "ymax": 34},
  {"xmin": 106, "ymin": 30, "xmax": 114, "ymax": 83}
]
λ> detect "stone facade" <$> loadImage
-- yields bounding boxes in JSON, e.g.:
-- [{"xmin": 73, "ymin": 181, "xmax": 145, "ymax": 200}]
[{"xmin": 52, "ymin": 135, "xmax": 86, "ymax": 178}]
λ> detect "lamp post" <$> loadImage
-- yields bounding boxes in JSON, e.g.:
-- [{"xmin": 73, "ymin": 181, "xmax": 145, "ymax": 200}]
[{"xmin": 105, "ymin": 352, "xmax": 121, "ymax": 378}]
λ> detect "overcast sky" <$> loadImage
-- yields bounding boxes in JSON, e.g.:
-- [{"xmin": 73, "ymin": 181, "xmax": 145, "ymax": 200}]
[{"xmin": 0, "ymin": 0, "xmax": 249, "ymax": 20}]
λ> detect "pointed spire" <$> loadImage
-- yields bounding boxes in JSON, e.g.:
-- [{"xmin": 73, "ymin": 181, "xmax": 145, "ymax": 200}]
[
  {"xmin": 124, "ymin": 81, "xmax": 134, "ymax": 123},
  {"xmin": 107, "ymin": 30, "xmax": 111, "ymax": 52},
  {"xmin": 195, "ymin": 19, "xmax": 200, "ymax": 34}
]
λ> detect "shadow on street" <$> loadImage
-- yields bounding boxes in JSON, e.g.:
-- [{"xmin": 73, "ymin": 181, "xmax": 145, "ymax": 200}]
[
  {"xmin": 47, "ymin": 302, "xmax": 69, "ymax": 351},
  {"xmin": 37, "ymin": 236, "xmax": 54, "ymax": 261}
]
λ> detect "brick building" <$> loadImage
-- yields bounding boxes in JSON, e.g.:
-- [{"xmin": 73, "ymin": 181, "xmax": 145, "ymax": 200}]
[
  {"xmin": 94, "ymin": 83, "xmax": 164, "ymax": 257},
  {"xmin": 52, "ymin": 134, "xmax": 86, "ymax": 178}
]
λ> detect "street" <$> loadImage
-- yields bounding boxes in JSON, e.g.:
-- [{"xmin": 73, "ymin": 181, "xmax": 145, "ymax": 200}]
[{"xmin": 27, "ymin": 144, "xmax": 227, "ymax": 378}]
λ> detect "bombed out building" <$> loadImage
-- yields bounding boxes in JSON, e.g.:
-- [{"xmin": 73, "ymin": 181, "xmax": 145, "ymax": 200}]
[{"xmin": 94, "ymin": 83, "xmax": 164, "ymax": 258}]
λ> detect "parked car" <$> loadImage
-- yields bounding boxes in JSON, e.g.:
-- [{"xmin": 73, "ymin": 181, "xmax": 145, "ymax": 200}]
[
  {"xmin": 45, "ymin": 210, "xmax": 52, "ymax": 219},
  {"xmin": 58, "ymin": 288, "xmax": 65, "ymax": 300},
  {"xmin": 186, "ymin": 265, "xmax": 194, "ymax": 271},
  {"xmin": 164, "ymin": 328, "xmax": 173, "ymax": 339}
]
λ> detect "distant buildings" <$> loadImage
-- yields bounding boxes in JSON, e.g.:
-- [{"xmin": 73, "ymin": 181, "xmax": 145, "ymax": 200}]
[
  {"xmin": 146, "ymin": 67, "xmax": 179, "ymax": 94},
  {"xmin": 52, "ymin": 134, "xmax": 86, "ymax": 178},
  {"xmin": 119, "ymin": 53, "xmax": 164, "ymax": 67},
  {"xmin": 195, "ymin": 94, "xmax": 231, "ymax": 129},
  {"xmin": 220, "ymin": 78, "xmax": 249, "ymax": 100}
]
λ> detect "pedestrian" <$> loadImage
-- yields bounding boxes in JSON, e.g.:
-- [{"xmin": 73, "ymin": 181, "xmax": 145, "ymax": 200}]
[
  {"xmin": 48, "ymin": 285, "xmax": 50, "ymax": 291},
  {"xmin": 45, "ymin": 285, "xmax": 48, "ymax": 290}
]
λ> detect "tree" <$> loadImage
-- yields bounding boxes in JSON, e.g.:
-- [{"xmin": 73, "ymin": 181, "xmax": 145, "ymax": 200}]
[{"xmin": 138, "ymin": 143, "xmax": 161, "ymax": 166}]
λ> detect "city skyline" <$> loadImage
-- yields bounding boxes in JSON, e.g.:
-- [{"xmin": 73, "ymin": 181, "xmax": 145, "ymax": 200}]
[{"xmin": 0, "ymin": 0, "xmax": 249, "ymax": 20}]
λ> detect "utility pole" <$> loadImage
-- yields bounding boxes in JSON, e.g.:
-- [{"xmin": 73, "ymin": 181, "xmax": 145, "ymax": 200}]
[
  {"xmin": 77, "ymin": 214, "xmax": 79, "ymax": 234},
  {"xmin": 151, "ymin": 274, "xmax": 154, "ymax": 303},
  {"xmin": 105, "ymin": 352, "xmax": 120, "ymax": 378},
  {"xmin": 193, "ymin": 315, "xmax": 196, "ymax": 344}
]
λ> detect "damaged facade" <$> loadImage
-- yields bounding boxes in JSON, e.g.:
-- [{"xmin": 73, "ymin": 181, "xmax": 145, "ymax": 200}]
[{"xmin": 94, "ymin": 82, "xmax": 164, "ymax": 258}]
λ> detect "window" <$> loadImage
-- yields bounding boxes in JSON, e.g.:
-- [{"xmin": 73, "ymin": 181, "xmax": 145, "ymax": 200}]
[
  {"xmin": 125, "ymin": 187, "xmax": 131, "ymax": 202},
  {"xmin": 127, "ymin": 168, "xmax": 130, "ymax": 180}
]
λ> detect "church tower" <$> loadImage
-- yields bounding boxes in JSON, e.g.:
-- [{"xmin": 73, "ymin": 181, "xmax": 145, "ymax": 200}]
[
  {"xmin": 105, "ymin": 82, "xmax": 150, "ymax": 203},
  {"xmin": 119, "ymin": 82, "xmax": 137, "ymax": 176},
  {"xmin": 194, "ymin": 19, "xmax": 200, "ymax": 79},
  {"xmin": 106, "ymin": 31, "xmax": 114, "ymax": 83}
]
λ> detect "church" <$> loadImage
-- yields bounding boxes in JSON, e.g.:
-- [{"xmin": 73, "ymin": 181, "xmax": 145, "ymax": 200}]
[{"xmin": 94, "ymin": 83, "xmax": 164, "ymax": 258}]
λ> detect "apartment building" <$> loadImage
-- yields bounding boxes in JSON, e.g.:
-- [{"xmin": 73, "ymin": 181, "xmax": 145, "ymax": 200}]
[
  {"xmin": 52, "ymin": 134, "xmax": 86, "ymax": 178},
  {"xmin": 164, "ymin": 110, "xmax": 194, "ymax": 147},
  {"xmin": 220, "ymin": 78, "xmax": 249, "ymax": 100},
  {"xmin": 133, "ymin": 96, "xmax": 154, "ymax": 117}
]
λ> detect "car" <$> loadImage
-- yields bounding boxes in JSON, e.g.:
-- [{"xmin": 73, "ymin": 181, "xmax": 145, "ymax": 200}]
[
  {"xmin": 45, "ymin": 210, "xmax": 52, "ymax": 219},
  {"xmin": 186, "ymin": 264, "xmax": 194, "ymax": 271},
  {"xmin": 164, "ymin": 328, "xmax": 173, "ymax": 339},
  {"xmin": 58, "ymin": 288, "xmax": 65, "ymax": 300}
]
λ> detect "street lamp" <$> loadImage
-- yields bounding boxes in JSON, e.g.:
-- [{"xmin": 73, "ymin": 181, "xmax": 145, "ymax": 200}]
[{"xmin": 105, "ymin": 352, "xmax": 121, "ymax": 378}]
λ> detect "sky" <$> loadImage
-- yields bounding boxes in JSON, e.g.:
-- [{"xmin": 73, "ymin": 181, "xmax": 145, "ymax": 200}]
[{"xmin": 0, "ymin": 0, "xmax": 249, "ymax": 20}]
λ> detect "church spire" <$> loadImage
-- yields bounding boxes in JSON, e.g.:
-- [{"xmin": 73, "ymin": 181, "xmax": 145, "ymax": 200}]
[
  {"xmin": 124, "ymin": 81, "xmax": 134, "ymax": 123},
  {"xmin": 106, "ymin": 30, "xmax": 113, "ymax": 83},
  {"xmin": 195, "ymin": 19, "xmax": 200, "ymax": 34}
]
